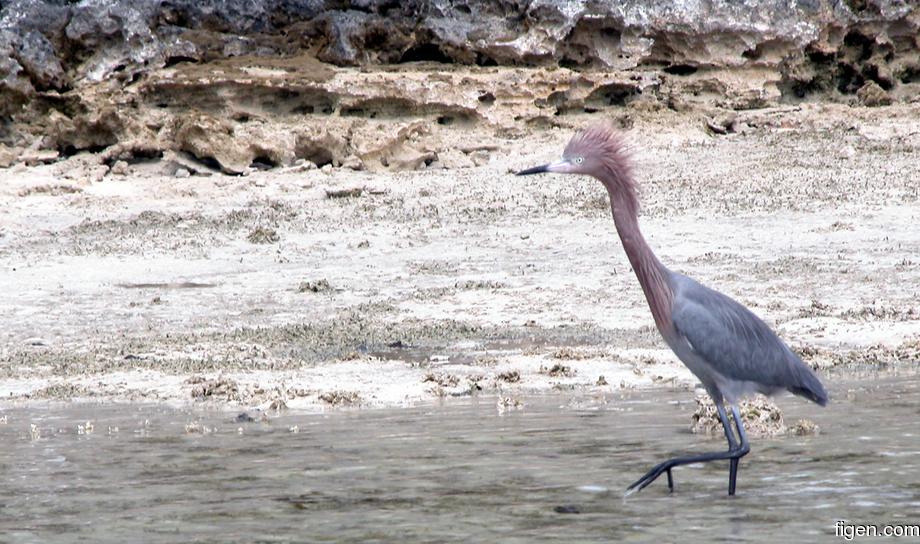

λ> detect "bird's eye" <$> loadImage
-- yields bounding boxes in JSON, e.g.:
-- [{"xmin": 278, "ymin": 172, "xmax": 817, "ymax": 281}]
[{"xmin": 574, "ymin": 157, "xmax": 584, "ymax": 164}]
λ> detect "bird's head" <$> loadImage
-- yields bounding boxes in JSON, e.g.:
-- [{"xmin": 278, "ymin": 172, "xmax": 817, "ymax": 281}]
[{"xmin": 516, "ymin": 121, "xmax": 632, "ymax": 191}]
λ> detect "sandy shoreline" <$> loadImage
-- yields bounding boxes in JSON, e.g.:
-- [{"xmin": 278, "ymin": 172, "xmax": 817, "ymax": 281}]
[{"xmin": 1, "ymin": 105, "xmax": 919, "ymax": 411}]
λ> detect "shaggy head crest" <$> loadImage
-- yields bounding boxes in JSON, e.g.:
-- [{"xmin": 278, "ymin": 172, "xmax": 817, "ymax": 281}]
[
  {"xmin": 564, "ymin": 121, "xmax": 638, "ymax": 213},
  {"xmin": 515, "ymin": 119, "xmax": 640, "ymax": 215},
  {"xmin": 564, "ymin": 122, "xmax": 633, "ymax": 183}
]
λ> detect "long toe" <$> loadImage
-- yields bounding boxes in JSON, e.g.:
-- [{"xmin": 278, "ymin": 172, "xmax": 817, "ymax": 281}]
[{"xmin": 626, "ymin": 460, "xmax": 674, "ymax": 494}]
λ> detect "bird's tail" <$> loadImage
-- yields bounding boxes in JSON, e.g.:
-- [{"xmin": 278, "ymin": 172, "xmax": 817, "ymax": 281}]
[{"xmin": 787, "ymin": 363, "xmax": 828, "ymax": 406}]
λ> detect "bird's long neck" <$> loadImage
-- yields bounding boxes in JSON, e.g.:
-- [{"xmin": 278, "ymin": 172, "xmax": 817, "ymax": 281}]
[{"xmin": 605, "ymin": 182, "xmax": 675, "ymax": 335}]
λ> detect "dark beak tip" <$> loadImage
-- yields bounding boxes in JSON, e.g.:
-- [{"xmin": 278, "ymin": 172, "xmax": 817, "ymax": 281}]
[{"xmin": 516, "ymin": 164, "xmax": 549, "ymax": 176}]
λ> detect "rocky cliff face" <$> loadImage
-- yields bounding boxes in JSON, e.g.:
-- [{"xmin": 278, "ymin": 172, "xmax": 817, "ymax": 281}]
[{"xmin": 0, "ymin": 0, "xmax": 917, "ymax": 171}]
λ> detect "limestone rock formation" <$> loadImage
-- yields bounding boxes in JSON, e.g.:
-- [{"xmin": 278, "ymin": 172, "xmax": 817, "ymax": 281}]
[{"xmin": 0, "ymin": 0, "xmax": 916, "ymax": 169}]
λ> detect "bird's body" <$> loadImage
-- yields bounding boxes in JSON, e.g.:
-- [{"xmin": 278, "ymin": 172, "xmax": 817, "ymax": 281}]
[
  {"xmin": 668, "ymin": 272, "xmax": 827, "ymax": 406},
  {"xmin": 517, "ymin": 122, "xmax": 827, "ymax": 496}
]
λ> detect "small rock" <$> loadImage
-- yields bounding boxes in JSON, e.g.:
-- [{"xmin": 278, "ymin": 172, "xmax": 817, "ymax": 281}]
[
  {"xmin": 496, "ymin": 395, "xmax": 523, "ymax": 413},
  {"xmin": 436, "ymin": 149, "xmax": 474, "ymax": 169},
  {"xmin": 298, "ymin": 279, "xmax": 332, "ymax": 293},
  {"xmin": 596, "ymin": 375, "xmax": 608, "ymax": 386},
  {"xmin": 190, "ymin": 377, "xmax": 240, "ymax": 401},
  {"xmin": 691, "ymin": 395, "xmax": 787, "ymax": 438},
  {"xmin": 840, "ymin": 145, "xmax": 856, "ymax": 160},
  {"xmin": 235, "ymin": 412, "xmax": 256, "ymax": 423},
  {"xmin": 318, "ymin": 390, "xmax": 361, "ymax": 406},
  {"xmin": 386, "ymin": 147, "xmax": 437, "ymax": 170},
  {"xmin": 540, "ymin": 363, "xmax": 576, "ymax": 378},
  {"xmin": 0, "ymin": 145, "xmax": 17, "ymax": 168},
  {"xmin": 283, "ymin": 160, "xmax": 316, "ymax": 174},
  {"xmin": 175, "ymin": 113, "xmax": 251, "ymax": 174},
  {"xmin": 21, "ymin": 148, "xmax": 59, "ymax": 166},
  {"xmin": 247, "ymin": 227, "xmax": 279, "ymax": 244},
  {"xmin": 110, "ymin": 160, "xmax": 130, "ymax": 176},
  {"xmin": 423, "ymin": 372, "xmax": 460, "ymax": 388},
  {"xmin": 185, "ymin": 422, "xmax": 208, "ymax": 434},
  {"xmin": 88, "ymin": 165, "xmax": 109, "ymax": 182},
  {"xmin": 789, "ymin": 419, "xmax": 820, "ymax": 436},
  {"xmin": 341, "ymin": 155, "xmax": 364, "ymax": 171},
  {"xmin": 469, "ymin": 150, "xmax": 491, "ymax": 166},
  {"xmin": 705, "ymin": 114, "xmax": 737, "ymax": 135},
  {"xmin": 174, "ymin": 167, "xmax": 190, "ymax": 178},
  {"xmin": 856, "ymin": 81, "xmax": 891, "ymax": 107}
]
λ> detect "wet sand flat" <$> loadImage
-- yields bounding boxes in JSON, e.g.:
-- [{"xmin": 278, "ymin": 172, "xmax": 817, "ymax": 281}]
[{"xmin": 0, "ymin": 106, "xmax": 919, "ymax": 409}]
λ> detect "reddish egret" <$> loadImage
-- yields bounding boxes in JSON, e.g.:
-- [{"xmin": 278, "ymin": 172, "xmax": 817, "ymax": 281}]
[{"xmin": 517, "ymin": 123, "xmax": 827, "ymax": 496}]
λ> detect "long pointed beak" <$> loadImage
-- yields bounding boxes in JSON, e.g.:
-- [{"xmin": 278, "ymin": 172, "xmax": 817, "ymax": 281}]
[
  {"xmin": 516, "ymin": 158, "xmax": 569, "ymax": 176},
  {"xmin": 516, "ymin": 164, "xmax": 549, "ymax": 176}
]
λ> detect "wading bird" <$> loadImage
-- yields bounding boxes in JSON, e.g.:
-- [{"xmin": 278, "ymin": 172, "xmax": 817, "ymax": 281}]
[{"xmin": 517, "ymin": 123, "xmax": 827, "ymax": 496}]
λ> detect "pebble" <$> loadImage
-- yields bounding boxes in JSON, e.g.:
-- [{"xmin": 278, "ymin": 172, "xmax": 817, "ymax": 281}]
[
  {"xmin": 110, "ymin": 160, "xmax": 130, "ymax": 176},
  {"xmin": 235, "ymin": 412, "xmax": 256, "ymax": 423}
]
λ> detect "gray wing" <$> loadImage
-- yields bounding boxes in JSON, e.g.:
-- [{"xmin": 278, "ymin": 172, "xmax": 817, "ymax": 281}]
[{"xmin": 670, "ymin": 274, "xmax": 827, "ymax": 405}]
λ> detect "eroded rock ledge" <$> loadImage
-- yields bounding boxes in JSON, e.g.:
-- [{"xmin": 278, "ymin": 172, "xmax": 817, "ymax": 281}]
[{"xmin": 0, "ymin": 0, "xmax": 917, "ymax": 172}]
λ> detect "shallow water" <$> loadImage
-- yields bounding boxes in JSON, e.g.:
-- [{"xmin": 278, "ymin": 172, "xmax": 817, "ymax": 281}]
[{"xmin": 2, "ymin": 374, "xmax": 919, "ymax": 543}]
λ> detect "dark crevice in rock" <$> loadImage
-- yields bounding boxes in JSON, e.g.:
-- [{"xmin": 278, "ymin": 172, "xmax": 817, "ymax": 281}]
[
  {"xmin": 164, "ymin": 55, "xmax": 198, "ymax": 68},
  {"xmin": 399, "ymin": 43, "xmax": 451, "ymax": 64},
  {"xmin": 584, "ymin": 83, "xmax": 639, "ymax": 108},
  {"xmin": 842, "ymin": 30, "xmax": 875, "ymax": 63},
  {"xmin": 778, "ymin": 15, "xmax": 916, "ymax": 102},
  {"xmin": 899, "ymin": 65, "xmax": 920, "ymax": 84},
  {"xmin": 250, "ymin": 155, "xmax": 278, "ymax": 170},
  {"xmin": 474, "ymin": 53, "xmax": 498, "ymax": 67},
  {"xmin": 192, "ymin": 155, "xmax": 224, "ymax": 172},
  {"xmin": 103, "ymin": 148, "xmax": 164, "ymax": 166},
  {"xmin": 61, "ymin": 144, "xmax": 109, "ymax": 157},
  {"xmin": 664, "ymin": 64, "xmax": 698, "ymax": 76}
]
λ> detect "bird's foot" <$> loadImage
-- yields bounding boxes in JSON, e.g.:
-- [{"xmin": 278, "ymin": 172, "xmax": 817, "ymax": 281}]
[
  {"xmin": 624, "ymin": 446, "xmax": 750, "ymax": 497},
  {"xmin": 625, "ymin": 460, "xmax": 678, "ymax": 496}
]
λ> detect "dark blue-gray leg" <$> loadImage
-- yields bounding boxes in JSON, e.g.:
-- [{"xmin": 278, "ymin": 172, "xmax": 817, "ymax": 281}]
[
  {"xmin": 728, "ymin": 405, "xmax": 751, "ymax": 496},
  {"xmin": 626, "ymin": 402, "xmax": 749, "ymax": 496},
  {"xmin": 666, "ymin": 403, "xmax": 738, "ymax": 491}
]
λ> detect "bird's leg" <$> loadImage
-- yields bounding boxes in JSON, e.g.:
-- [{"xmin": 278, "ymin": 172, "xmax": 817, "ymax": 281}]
[
  {"xmin": 727, "ymin": 405, "xmax": 751, "ymax": 496},
  {"xmin": 662, "ymin": 403, "xmax": 737, "ymax": 492},
  {"xmin": 718, "ymin": 403, "xmax": 739, "ymax": 450},
  {"xmin": 626, "ymin": 403, "xmax": 749, "ymax": 496}
]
